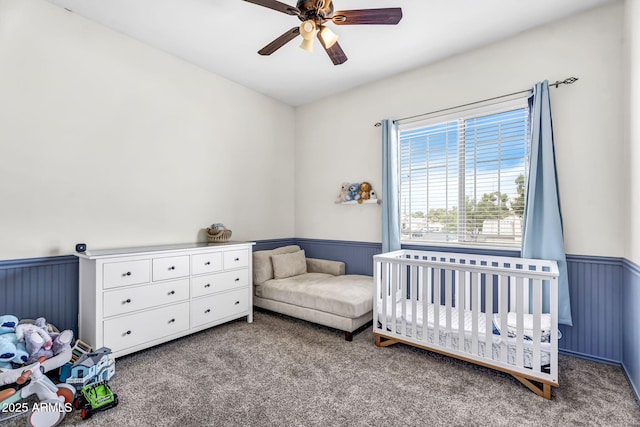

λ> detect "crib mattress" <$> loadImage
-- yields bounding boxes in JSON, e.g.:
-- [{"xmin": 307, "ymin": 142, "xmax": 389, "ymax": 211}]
[{"xmin": 376, "ymin": 299, "xmax": 552, "ymax": 369}]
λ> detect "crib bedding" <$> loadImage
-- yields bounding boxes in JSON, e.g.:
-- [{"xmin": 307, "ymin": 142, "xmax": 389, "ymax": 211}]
[{"xmin": 377, "ymin": 299, "xmax": 552, "ymax": 369}]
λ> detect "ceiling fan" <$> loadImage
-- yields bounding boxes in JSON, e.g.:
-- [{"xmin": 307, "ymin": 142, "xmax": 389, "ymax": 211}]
[{"xmin": 242, "ymin": 0, "xmax": 403, "ymax": 65}]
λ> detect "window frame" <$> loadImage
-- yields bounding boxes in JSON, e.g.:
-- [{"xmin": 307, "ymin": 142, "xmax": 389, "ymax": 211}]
[{"xmin": 397, "ymin": 97, "xmax": 530, "ymax": 250}]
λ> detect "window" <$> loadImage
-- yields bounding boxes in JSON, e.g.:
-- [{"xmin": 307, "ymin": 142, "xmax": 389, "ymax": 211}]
[{"xmin": 399, "ymin": 98, "xmax": 529, "ymax": 248}]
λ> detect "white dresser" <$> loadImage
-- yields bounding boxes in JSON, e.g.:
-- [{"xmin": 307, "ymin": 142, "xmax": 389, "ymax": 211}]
[{"xmin": 76, "ymin": 242, "xmax": 254, "ymax": 358}]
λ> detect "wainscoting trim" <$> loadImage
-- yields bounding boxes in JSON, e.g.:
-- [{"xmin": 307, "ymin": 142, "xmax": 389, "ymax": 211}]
[
  {"xmin": 622, "ymin": 258, "xmax": 640, "ymax": 403},
  {"xmin": 0, "ymin": 255, "xmax": 79, "ymax": 334}
]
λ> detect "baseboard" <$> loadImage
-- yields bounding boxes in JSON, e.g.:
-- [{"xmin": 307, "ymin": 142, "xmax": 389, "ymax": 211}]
[
  {"xmin": 623, "ymin": 363, "xmax": 640, "ymax": 404},
  {"xmin": 558, "ymin": 348, "xmax": 621, "ymax": 366}
]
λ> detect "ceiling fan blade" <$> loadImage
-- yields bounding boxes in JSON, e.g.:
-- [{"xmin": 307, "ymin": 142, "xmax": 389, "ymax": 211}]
[
  {"xmin": 332, "ymin": 8, "xmax": 403, "ymax": 25},
  {"xmin": 242, "ymin": 0, "xmax": 300, "ymax": 16},
  {"xmin": 258, "ymin": 27, "xmax": 301, "ymax": 56},
  {"xmin": 317, "ymin": 34, "xmax": 348, "ymax": 66}
]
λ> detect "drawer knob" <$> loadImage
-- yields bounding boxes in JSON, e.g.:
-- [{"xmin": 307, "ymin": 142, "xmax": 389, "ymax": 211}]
[
  {"xmin": 123, "ymin": 272, "xmax": 132, "ymax": 277},
  {"xmin": 124, "ymin": 298, "xmax": 132, "ymax": 304},
  {"xmin": 168, "ymin": 290, "xmax": 175, "ymax": 295},
  {"xmin": 205, "ymin": 309, "xmax": 211, "ymax": 314},
  {"xmin": 125, "ymin": 330, "xmax": 132, "ymax": 335},
  {"xmin": 204, "ymin": 261, "xmax": 211, "ymax": 266},
  {"xmin": 168, "ymin": 266, "xmax": 176, "ymax": 271},
  {"xmin": 168, "ymin": 318, "xmax": 176, "ymax": 323},
  {"xmin": 204, "ymin": 284, "xmax": 211, "ymax": 288},
  {"xmin": 234, "ymin": 258, "xmax": 240, "ymax": 262},
  {"xmin": 235, "ymin": 278, "xmax": 240, "ymax": 282},
  {"xmin": 235, "ymin": 301, "xmax": 240, "ymax": 305}
]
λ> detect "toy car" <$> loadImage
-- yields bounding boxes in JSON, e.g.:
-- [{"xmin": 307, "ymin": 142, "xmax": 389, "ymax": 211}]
[{"xmin": 73, "ymin": 381, "xmax": 118, "ymax": 420}]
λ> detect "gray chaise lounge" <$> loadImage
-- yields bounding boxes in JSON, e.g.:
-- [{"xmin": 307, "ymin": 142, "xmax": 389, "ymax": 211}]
[{"xmin": 252, "ymin": 245, "xmax": 374, "ymax": 340}]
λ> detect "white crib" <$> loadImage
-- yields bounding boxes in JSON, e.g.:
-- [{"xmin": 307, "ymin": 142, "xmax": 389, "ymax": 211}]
[{"xmin": 373, "ymin": 249, "xmax": 559, "ymax": 399}]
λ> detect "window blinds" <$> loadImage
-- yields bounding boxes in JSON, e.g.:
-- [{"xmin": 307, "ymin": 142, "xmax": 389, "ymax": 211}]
[{"xmin": 399, "ymin": 98, "xmax": 529, "ymax": 247}]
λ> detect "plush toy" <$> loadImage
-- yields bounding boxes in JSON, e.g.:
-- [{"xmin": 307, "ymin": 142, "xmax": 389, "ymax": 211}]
[
  {"xmin": 346, "ymin": 183, "xmax": 360, "ymax": 202},
  {"xmin": 0, "ymin": 315, "xmax": 28, "ymax": 367},
  {"xmin": 14, "ymin": 340, "xmax": 28, "ymax": 364},
  {"xmin": 15, "ymin": 319, "xmax": 53, "ymax": 350},
  {"xmin": 24, "ymin": 329, "xmax": 54, "ymax": 363},
  {"xmin": 0, "ymin": 316, "xmax": 71, "ymax": 366},
  {"xmin": 51, "ymin": 329, "xmax": 74, "ymax": 355},
  {"xmin": 4, "ymin": 333, "xmax": 28, "ymax": 364},
  {"xmin": 335, "ymin": 182, "xmax": 350, "ymax": 203},
  {"xmin": 0, "ymin": 334, "xmax": 17, "ymax": 369},
  {"xmin": 0, "ymin": 314, "xmax": 18, "ymax": 335},
  {"xmin": 358, "ymin": 182, "xmax": 372, "ymax": 203},
  {"xmin": 15, "ymin": 317, "xmax": 55, "ymax": 363}
]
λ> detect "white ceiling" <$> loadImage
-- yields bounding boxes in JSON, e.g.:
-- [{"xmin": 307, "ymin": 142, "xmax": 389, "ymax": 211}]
[{"xmin": 45, "ymin": 0, "xmax": 612, "ymax": 106}]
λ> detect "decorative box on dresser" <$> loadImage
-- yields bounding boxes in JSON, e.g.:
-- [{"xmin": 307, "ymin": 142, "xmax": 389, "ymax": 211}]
[{"xmin": 76, "ymin": 242, "xmax": 255, "ymax": 358}]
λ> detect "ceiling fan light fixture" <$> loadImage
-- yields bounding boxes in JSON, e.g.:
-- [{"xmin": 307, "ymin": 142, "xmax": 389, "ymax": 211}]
[
  {"xmin": 299, "ymin": 19, "xmax": 317, "ymax": 52},
  {"xmin": 319, "ymin": 26, "xmax": 338, "ymax": 49},
  {"xmin": 245, "ymin": 1, "xmax": 403, "ymax": 66}
]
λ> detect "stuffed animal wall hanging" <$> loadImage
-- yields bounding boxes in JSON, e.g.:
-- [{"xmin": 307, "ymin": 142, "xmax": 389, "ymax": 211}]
[{"xmin": 334, "ymin": 181, "xmax": 380, "ymax": 204}]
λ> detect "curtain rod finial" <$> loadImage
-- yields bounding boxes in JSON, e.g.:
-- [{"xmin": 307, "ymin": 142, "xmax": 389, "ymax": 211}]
[{"xmin": 551, "ymin": 77, "xmax": 578, "ymax": 88}]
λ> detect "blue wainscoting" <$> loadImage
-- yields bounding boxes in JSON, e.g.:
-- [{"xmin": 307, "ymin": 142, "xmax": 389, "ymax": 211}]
[
  {"xmin": 0, "ymin": 255, "xmax": 79, "ymax": 334},
  {"xmin": 295, "ymin": 238, "xmax": 382, "ymax": 276},
  {"xmin": 560, "ymin": 255, "xmax": 623, "ymax": 364},
  {"xmin": 623, "ymin": 259, "xmax": 640, "ymax": 401}
]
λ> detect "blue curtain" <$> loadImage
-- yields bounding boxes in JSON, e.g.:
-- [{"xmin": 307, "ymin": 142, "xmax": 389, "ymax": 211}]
[
  {"xmin": 382, "ymin": 119, "xmax": 401, "ymax": 253},
  {"xmin": 522, "ymin": 81, "xmax": 572, "ymax": 326}
]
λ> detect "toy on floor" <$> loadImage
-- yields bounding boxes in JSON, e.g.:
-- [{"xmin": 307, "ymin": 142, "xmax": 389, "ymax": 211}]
[
  {"xmin": 62, "ymin": 348, "xmax": 118, "ymax": 420},
  {"xmin": 74, "ymin": 381, "xmax": 119, "ymax": 420},
  {"xmin": 0, "ymin": 356, "xmax": 75, "ymax": 427},
  {"xmin": 0, "ymin": 315, "xmax": 28, "ymax": 369},
  {"xmin": 15, "ymin": 318, "xmax": 74, "ymax": 364},
  {"xmin": 69, "ymin": 339, "xmax": 92, "ymax": 364},
  {"xmin": 59, "ymin": 347, "xmax": 115, "ymax": 390}
]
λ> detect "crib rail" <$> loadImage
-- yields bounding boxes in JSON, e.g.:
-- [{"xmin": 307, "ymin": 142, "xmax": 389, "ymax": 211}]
[{"xmin": 373, "ymin": 249, "xmax": 559, "ymax": 396}]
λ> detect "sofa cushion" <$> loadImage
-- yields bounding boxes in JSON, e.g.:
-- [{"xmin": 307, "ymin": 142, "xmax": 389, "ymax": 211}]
[
  {"xmin": 253, "ymin": 245, "xmax": 301, "ymax": 285},
  {"xmin": 272, "ymin": 250, "xmax": 307, "ymax": 279},
  {"xmin": 257, "ymin": 273, "xmax": 374, "ymax": 318}
]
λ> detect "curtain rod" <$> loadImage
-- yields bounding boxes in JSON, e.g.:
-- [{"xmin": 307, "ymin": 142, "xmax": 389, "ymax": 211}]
[{"xmin": 373, "ymin": 77, "xmax": 578, "ymax": 127}]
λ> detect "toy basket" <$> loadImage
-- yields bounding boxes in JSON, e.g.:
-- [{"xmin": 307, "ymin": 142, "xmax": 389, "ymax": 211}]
[{"xmin": 206, "ymin": 228, "xmax": 232, "ymax": 243}]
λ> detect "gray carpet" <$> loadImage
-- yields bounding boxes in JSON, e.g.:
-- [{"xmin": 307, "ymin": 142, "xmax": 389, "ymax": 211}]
[{"xmin": 3, "ymin": 310, "xmax": 640, "ymax": 426}]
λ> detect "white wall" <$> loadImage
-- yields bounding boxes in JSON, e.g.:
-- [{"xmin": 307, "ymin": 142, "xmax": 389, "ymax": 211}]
[
  {"xmin": 295, "ymin": 2, "xmax": 625, "ymax": 258},
  {"xmin": 0, "ymin": 0, "xmax": 295, "ymax": 260},
  {"xmin": 625, "ymin": 0, "xmax": 640, "ymax": 265}
]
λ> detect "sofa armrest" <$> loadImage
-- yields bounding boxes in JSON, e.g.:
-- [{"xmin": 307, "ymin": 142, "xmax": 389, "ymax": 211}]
[{"xmin": 306, "ymin": 258, "xmax": 345, "ymax": 276}]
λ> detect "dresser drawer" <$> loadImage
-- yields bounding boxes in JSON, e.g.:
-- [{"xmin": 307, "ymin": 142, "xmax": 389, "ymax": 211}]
[
  {"xmin": 191, "ymin": 252, "xmax": 223, "ymax": 276},
  {"xmin": 152, "ymin": 255, "xmax": 190, "ymax": 281},
  {"xmin": 223, "ymin": 249, "xmax": 249, "ymax": 270},
  {"xmin": 190, "ymin": 269, "xmax": 249, "ymax": 298},
  {"xmin": 103, "ymin": 278, "xmax": 189, "ymax": 317},
  {"xmin": 103, "ymin": 302, "xmax": 189, "ymax": 353},
  {"xmin": 103, "ymin": 260, "xmax": 150, "ymax": 289},
  {"xmin": 190, "ymin": 288, "xmax": 249, "ymax": 328}
]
